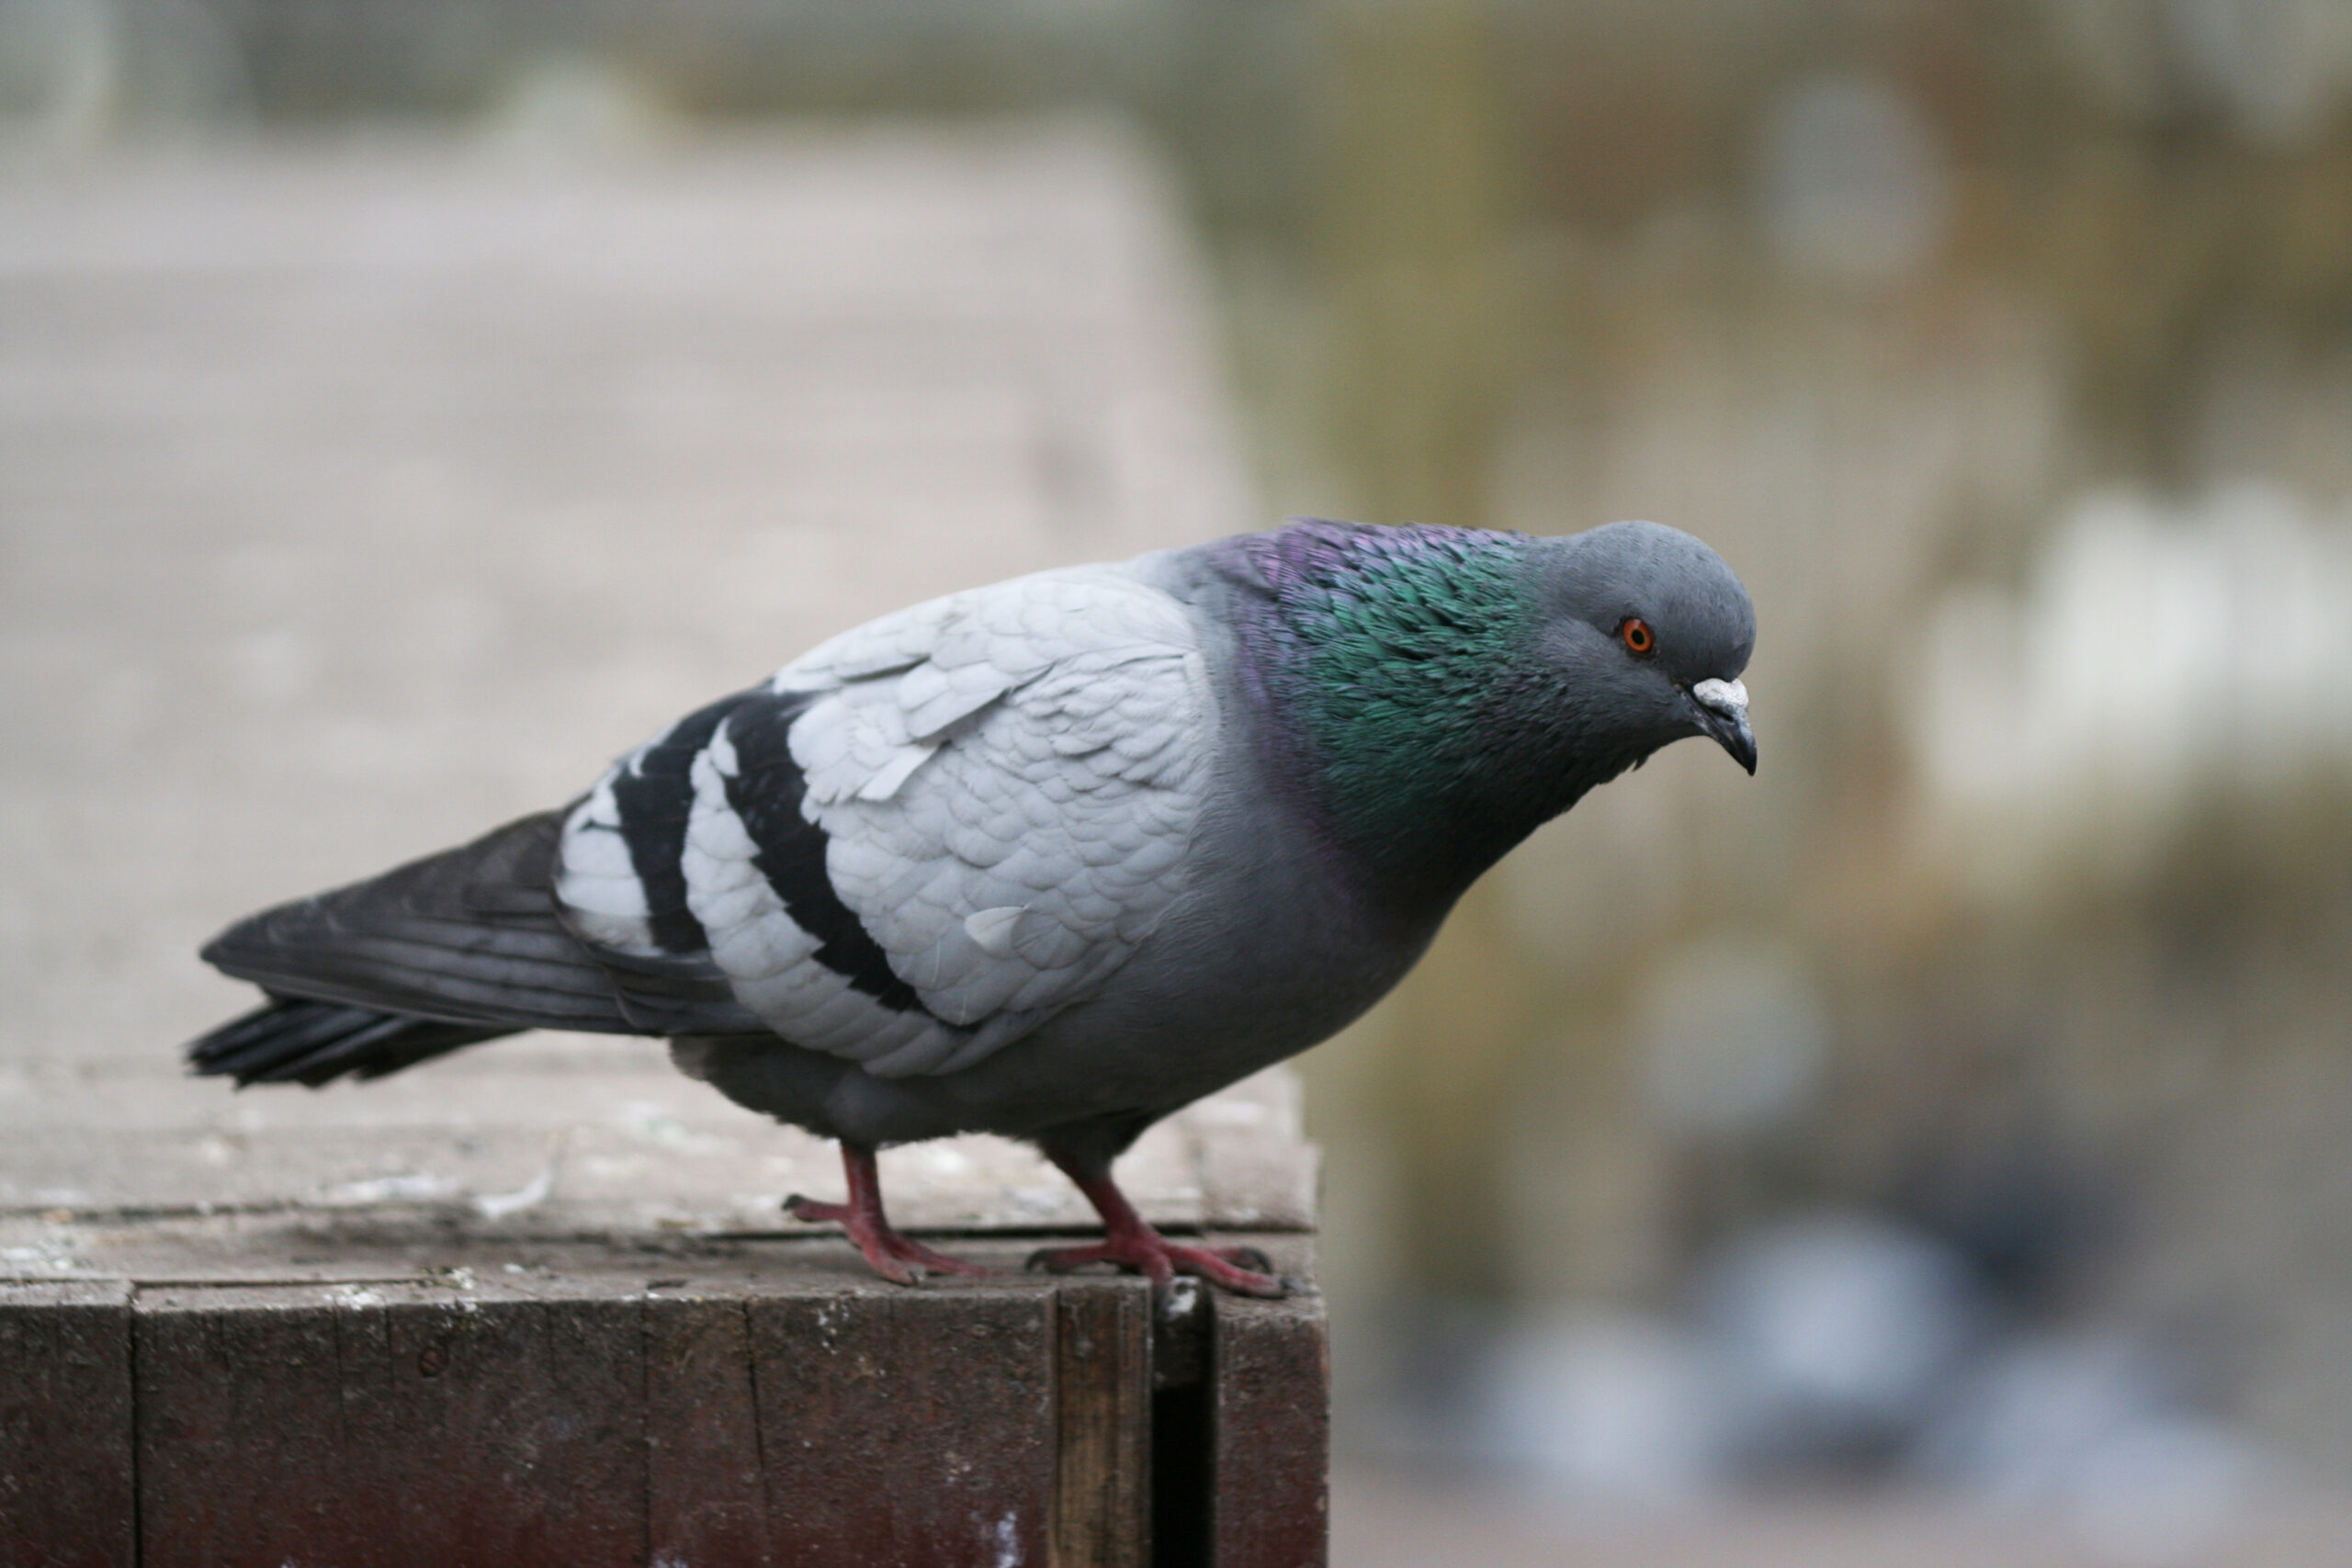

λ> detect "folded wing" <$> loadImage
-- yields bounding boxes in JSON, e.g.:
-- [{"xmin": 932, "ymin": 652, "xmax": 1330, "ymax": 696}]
[{"xmin": 555, "ymin": 564, "xmax": 1217, "ymax": 1077}]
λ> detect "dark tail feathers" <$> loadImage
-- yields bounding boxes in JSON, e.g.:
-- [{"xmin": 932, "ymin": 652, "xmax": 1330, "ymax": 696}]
[
  {"xmin": 188, "ymin": 808, "xmax": 622, "ymax": 1086},
  {"xmin": 187, "ymin": 996, "xmax": 516, "ymax": 1088},
  {"xmin": 187, "ymin": 807, "xmax": 766, "ymax": 1084}
]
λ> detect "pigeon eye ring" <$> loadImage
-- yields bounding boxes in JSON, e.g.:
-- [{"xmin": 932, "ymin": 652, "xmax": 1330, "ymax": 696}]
[{"xmin": 1619, "ymin": 616, "xmax": 1656, "ymax": 656}]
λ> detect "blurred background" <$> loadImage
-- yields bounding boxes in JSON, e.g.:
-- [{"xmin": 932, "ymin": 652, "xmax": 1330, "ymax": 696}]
[{"xmin": 6, "ymin": 0, "xmax": 2352, "ymax": 1562}]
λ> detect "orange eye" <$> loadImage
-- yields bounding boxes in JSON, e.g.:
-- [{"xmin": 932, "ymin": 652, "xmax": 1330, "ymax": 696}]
[{"xmin": 1620, "ymin": 617, "xmax": 1656, "ymax": 655}]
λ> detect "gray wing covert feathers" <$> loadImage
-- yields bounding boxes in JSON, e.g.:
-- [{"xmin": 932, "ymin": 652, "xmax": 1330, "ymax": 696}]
[{"xmin": 556, "ymin": 563, "xmax": 1219, "ymax": 1077}]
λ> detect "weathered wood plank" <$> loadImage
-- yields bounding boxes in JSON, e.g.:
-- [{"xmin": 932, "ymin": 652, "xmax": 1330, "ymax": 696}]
[
  {"xmin": 1052, "ymin": 1277, "xmax": 1154, "ymax": 1567},
  {"xmin": 646, "ymin": 1292, "xmax": 775, "ymax": 1566},
  {"xmin": 0, "ymin": 1280, "xmax": 136, "ymax": 1568},
  {"xmin": 1210, "ymin": 1252, "xmax": 1329, "ymax": 1568},
  {"xmin": 135, "ymin": 1286, "xmax": 353, "ymax": 1567},
  {"xmin": 751, "ymin": 1284, "xmax": 1058, "ymax": 1564},
  {"xmin": 7, "ymin": 1244, "xmax": 1326, "ymax": 1565},
  {"xmin": 354, "ymin": 1285, "xmax": 649, "ymax": 1565},
  {"xmin": 136, "ymin": 1281, "xmax": 650, "ymax": 1568}
]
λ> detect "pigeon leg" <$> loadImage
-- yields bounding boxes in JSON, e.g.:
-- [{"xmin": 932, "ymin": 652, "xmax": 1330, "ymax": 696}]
[
  {"xmin": 1027, "ymin": 1145, "xmax": 1291, "ymax": 1298},
  {"xmin": 786, "ymin": 1142, "xmax": 991, "ymax": 1284}
]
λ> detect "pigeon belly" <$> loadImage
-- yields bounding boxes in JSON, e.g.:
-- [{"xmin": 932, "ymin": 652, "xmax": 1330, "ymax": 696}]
[{"xmin": 672, "ymin": 765, "xmax": 1437, "ymax": 1150}]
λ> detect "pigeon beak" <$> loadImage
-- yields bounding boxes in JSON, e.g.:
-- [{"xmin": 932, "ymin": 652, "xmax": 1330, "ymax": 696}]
[{"xmin": 1690, "ymin": 677, "xmax": 1757, "ymax": 774}]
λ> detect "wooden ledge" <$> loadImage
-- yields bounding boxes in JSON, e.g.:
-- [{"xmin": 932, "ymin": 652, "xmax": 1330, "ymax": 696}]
[
  {"xmin": 2, "ymin": 1241, "xmax": 1325, "ymax": 1568},
  {"xmin": 2, "ymin": 1067, "xmax": 1326, "ymax": 1568}
]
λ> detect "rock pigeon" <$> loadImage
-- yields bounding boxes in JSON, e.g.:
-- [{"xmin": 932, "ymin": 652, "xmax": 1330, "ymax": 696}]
[{"xmin": 188, "ymin": 519, "xmax": 1757, "ymax": 1295}]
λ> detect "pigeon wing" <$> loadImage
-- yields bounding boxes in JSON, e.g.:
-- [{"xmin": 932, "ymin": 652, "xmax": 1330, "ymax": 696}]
[{"xmin": 557, "ymin": 566, "xmax": 1216, "ymax": 1077}]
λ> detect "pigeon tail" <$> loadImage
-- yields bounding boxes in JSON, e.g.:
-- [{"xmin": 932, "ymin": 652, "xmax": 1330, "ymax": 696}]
[
  {"xmin": 187, "ymin": 997, "xmax": 515, "ymax": 1088},
  {"xmin": 197, "ymin": 810, "xmax": 642, "ymax": 1035}
]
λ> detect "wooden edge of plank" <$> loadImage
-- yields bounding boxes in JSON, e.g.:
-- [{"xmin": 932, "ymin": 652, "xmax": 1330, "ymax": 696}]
[
  {"xmin": 1053, "ymin": 1276, "xmax": 1154, "ymax": 1568},
  {"xmin": 0, "ymin": 1279, "xmax": 137, "ymax": 1568},
  {"xmin": 1209, "ymin": 1247, "xmax": 1329, "ymax": 1568}
]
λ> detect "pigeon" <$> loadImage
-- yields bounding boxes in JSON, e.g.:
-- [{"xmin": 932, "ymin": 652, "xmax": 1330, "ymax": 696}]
[{"xmin": 188, "ymin": 519, "xmax": 1757, "ymax": 1295}]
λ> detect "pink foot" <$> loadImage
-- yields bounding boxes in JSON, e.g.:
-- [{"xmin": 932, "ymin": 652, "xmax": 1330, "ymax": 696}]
[
  {"xmin": 1035, "ymin": 1145, "xmax": 1293, "ymax": 1297},
  {"xmin": 1027, "ymin": 1235, "xmax": 1289, "ymax": 1297},
  {"xmin": 787, "ymin": 1144, "xmax": 992, "ymax": 1285},
  {"xmin": 786, "ymin": 1194, "xmax": 991, "ymax": 1283}
]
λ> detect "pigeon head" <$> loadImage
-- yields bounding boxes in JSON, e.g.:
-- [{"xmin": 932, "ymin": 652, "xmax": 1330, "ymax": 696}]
[
  {"xmin": 1529, "ymin": 519, "xmax": 1758, "ymax": 776},
  {"xmin": 1223, "ymin": 518, "xmax": 1757, "ymax": 898}
]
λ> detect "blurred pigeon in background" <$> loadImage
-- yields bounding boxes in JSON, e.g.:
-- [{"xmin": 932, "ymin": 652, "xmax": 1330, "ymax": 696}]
[{"xmin": 187, "ymin": 519, "xmax": 1758, "ymax": 1294}]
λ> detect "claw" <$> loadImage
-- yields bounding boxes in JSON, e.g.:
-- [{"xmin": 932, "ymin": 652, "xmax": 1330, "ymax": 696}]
[{"xmin": 1215, "ymin": 1244, "xmax": 1275, "ymax": 1275}]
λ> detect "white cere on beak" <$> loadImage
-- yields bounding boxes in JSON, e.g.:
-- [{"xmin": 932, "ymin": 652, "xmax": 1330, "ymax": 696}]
[{"xmin": 1692, "ymin": 677, "xmax": 1748, "ymax": 722}]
